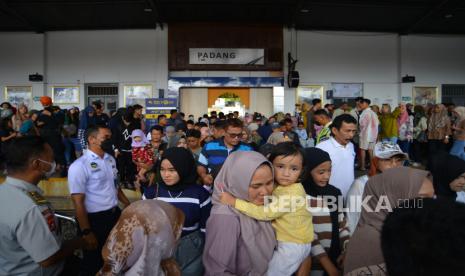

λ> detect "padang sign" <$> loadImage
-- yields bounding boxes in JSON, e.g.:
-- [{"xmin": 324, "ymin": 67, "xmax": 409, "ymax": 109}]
[{"xmin": 189, "ymin": 48, "xmax": 265, "ymax": 65}]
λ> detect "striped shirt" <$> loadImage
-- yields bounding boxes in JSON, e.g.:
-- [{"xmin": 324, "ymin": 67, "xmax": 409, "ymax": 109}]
[
  {"xmin": 198, "ymin": 138, "xmax": 253, "ymax": 179},
  {"xmin": 315, "ymin": 121, "xmax": 332, "ymax": 145},
  {"xmin": 309, "ymin": 194, "xmax": 351, "ymax": 271},
  {"xmin": 142, "ymin": 184, "xmax": 212, "ymax": 236}
]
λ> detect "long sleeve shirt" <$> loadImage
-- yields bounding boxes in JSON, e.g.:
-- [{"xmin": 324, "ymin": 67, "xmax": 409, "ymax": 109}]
[
  {"xmin": 309, "ymin": 195, "xmax": 350, "ymax": 266},
  {"xmin": 235, "ymin": 183, "xmax": 314, "ymax": 244},
  {"xmin": 413, "ymin": 117, "xmax": 428, "ymax": 140},
  {"xmin": 379, "ymin": 108, "xmax": 401, "ymax": 139},
  {"xmin": 345, "ymin": 175, "xmax": 369, "ymax": 234},
  {"xmin": 398, "ymin": 115, "xmax": 414, "ymax": 141},
  {"xmin": 359, "ymin": 108, "xmax": 379, "ymax": 143},
  {"xmin": 143, "ymin": 184, "xmax": 212, "ymax": 236}
]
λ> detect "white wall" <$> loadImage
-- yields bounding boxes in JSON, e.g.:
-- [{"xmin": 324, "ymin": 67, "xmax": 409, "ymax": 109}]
[
  {"xmin": 46, "ymin": 29, "xmax": 168, "ymax": 108},
  {"xmin": 0, "ymin": 29, "xmax": 168, "ymax": 109},
  {"xmin": 400, "ymin": 35, "xmax": 465, "ymax": 100},
  {"xmin": 284, "ymin": 29, "xmax": 465, "ymax": 111},
  {"xmin": 0, "ymin": 33, "xmax": 45, "ymax": 110},
  {"xmin": 284, "ymin": 30, "xmax": 400, "ymax": 109},
  {"xmin": 2, "ymin": 29, "xmax": 465, "ymax": 114}
]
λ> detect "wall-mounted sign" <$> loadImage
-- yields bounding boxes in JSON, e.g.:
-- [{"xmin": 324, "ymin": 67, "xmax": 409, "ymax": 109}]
[
  {"xmin": 331, "ymin": 83, "xmax": 363, "ymax": 98},
  {"xmin": 145, "ymin": 98, "xmax": 178, "ymax": 109},
  {"xmin": 145, "ymin": 98, "xmax": 178, "ymax": 129},
  {"xmin": 401, "ymin": 96, "xmax": 412, "ymax": 102},
  {"xmin": 189, "ymin": 48, "xmax": 264, "ymax": 65}
]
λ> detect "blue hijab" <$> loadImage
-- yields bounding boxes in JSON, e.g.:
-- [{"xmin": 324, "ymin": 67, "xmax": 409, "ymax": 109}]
[{"xmin": 79, "ymin": 106, "xmax": 96, "ymax": 130}]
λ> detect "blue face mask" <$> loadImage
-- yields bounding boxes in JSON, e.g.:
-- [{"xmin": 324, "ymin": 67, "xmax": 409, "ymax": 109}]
[{"xmin": 37, "ymin": 159, "xmax": 56, "ymax": 178}]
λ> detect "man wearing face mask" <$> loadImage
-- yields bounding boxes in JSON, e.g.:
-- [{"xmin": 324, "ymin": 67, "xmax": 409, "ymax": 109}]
[
  {"xmin": 0, "ymin": 136, "xmax": 94, "ymax": 275},
  {"xmin": 68, "ymin": 125, "xmax": 131, "ymax": 275}
]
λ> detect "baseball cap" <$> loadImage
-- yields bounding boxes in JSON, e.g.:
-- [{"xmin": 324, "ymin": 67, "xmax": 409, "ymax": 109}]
[
  {"xmin": 40, "ymin": 96, "xmax": 52, "ymax": 107},
  {"xmin": 374, "ymin": 142, "xmax": 408, "ymax": 160}
]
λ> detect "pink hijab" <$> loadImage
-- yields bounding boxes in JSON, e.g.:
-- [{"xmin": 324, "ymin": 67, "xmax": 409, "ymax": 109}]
[{"xmin": 397, "ymin": 103, "xmax": 409, "ymax": 128}]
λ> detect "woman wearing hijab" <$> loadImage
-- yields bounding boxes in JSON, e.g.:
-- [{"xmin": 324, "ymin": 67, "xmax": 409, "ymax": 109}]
[
  {"xmin": 143, "ymin": 147, "xmax": 211, "ymax": 276},
  {"xmin": 78, "ymin": 106, "xmax": 96, "ymax": 150},
  {"xmin": 427, "ymin": 104, "xmax": 452, "ymax": 156},
  {"xmin": 450, "ymin": 106, "xmax": 465, "ymax": 160},
  {"xmin": 203, "ymin": 151, "xmax": 277, "ymax": 275},
  {"xmin": 379, "ymin": 104, "xmax": 400, "ymax": 144},
  {"xmin": 163, "ymin": 126, "xmax": 181, "ymax": 148},
  {"xmin": 99, "ymin": 200, "xmax": 185, "ymax": 276},
  {"xmin": 344, "ymin": 167, "xmax": 434, "ymax": 275},
  {"xmin": 12, "ymin": 103, "xmax": 29, "ymax": 131},
  {"xmin": 429, "ymin": 151, "xmax": 465, "ymax": 202},
  {"xmin": 346, "ymin": 142, "xmax": 408, "ymax": 234},
  {"xmin": 397, "ymin": 103, "xmax": 414, "ymax": 155},
  {"xmin": 411, "ymin": 105, "xmax": 428, "ymax": 167},
  {"xmin": 298, "ymin": 148, "xmax": 351, "ymax": 276}
]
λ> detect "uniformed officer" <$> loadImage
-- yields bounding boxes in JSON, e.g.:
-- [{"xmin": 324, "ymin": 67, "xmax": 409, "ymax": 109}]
[
  {"xmin": 0, "ymin": 136, "xmax": 92, "ymax": 275},
  {"xmin": 68, "ymin": 125, "xmax": 131, "ymax": 275}
]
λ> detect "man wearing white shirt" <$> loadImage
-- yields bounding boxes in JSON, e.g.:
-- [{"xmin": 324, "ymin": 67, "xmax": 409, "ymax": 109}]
[
  {"xmin": 358, "ymin": 98, "xmax": 380, "ymax": 171},
  {"xmin": 316, "ymin": 114, "xmax": 357, "ymax": 198},
  {"xmin": 68, "ymin": 126, "xmax": 130, "ymax": 275}
]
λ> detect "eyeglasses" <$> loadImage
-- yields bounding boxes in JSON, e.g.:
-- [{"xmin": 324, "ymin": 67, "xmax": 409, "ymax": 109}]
[{"xmin": 226, "ymin": 132, "xmax": 243, "ymax": 139}]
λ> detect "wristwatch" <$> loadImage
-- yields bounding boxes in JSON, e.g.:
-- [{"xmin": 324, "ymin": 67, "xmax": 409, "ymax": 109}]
[{"xmin": 81, "ymin": 228, "xmax": 93, "ymax": 236}]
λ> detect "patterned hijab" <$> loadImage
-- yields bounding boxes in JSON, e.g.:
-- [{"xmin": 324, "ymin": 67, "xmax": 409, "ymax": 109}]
[
  {"xmin": 212, "ymin": 151, "xmax": 277, "ymax": 275},
  {"xmin": 454, "ymin": 106, "xmax": 465, "ymax": 122},
  {"xmin": 267, "ymin": 132, "xmax": 286, "ymax": 145},
  {"xmin": 398, "ymin": 104, "xmax": 409, "ymax": 128},
  {"xmin": 99, "ymin": 200, "xmax": 184, "ymax": 276},
  {"xmin": 344, "ymin": 167, "xmax": 431, "ymax": 275},
  {"xmin": 428, "ymin": 104, "xmax": 449, "ymax": 129}
]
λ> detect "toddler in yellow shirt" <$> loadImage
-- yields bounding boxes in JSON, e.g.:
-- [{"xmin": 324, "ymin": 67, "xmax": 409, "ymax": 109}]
[{"xmin": 220, "ymin": 142, "xmax": 313, "ymax": 275}]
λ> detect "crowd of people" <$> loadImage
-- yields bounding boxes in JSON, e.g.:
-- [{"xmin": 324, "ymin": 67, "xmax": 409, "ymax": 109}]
[{"xmin": 0, "ymin": 95, "xmax": 465, "ymax": 276}]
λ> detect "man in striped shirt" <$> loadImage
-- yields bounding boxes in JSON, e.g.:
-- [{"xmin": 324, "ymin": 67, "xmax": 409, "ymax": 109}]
[
  {"xmin": 197, "ymin": 118, "xmax": 253, "ymax": 187},
  {"xmin": 314, "ymin": 109, "xmax": 332, "ymax": 145}
]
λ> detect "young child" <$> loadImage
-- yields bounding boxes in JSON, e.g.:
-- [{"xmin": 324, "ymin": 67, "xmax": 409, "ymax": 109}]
[
  {"xmin": 131, "ymin": 129, "xmax": 154, "ymax": 189},
  {"xmin": 295, "ymin": 121, "xmax": 309, "ymax": 147},
  {"xmin": 297, "ymin": 147, "xmax": 350, "ymax": 276},
  {"xmin": 176, "ymin": 135, "xmax": 187, "ymax": 149},
  {"xmin": 220, "ymin": 142, "xmax": 314, "ymax": 275}
]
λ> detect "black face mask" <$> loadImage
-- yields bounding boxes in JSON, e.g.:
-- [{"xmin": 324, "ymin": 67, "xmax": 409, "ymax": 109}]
[{"xmin": 100, "ymin": 138, "xmax": 114, "ymax": 154}]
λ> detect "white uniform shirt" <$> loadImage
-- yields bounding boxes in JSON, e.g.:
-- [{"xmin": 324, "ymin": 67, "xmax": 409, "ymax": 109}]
[
  {"xmin": 346, "ymin": 175, "xmax": 369, "ymax": 234},
  {"xmin": 316, "ymin": 137, "xmax": 355, "ymax": 198},
  {"xmin": 68, "ymin": 150, "xmax": 119, "ymax": 213}
]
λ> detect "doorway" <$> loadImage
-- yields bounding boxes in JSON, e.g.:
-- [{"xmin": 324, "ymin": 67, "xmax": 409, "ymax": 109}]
[
  {"xmin": 85, "ymin": 83, "xmax": 119, "ymax": 113},
  {"xmin": 179, "ymin": 87, "xmax": 273, "ymax": 119},
  {"xmin": 208, "ymin": 88, "xmax": 250, "ymax": 116}
]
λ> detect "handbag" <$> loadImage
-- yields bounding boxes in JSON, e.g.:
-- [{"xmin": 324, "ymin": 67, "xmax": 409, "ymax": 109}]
[{"xmin": 417, "ymin": 131, "xmax": 428, "ymax": 143}]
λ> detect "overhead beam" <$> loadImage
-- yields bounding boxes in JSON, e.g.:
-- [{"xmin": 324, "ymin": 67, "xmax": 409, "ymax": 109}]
[
  {"xmin": 0, "ymin": 0, "xmax": 42, "ymax": 32},
  {"xmin": 147, "ymin": 0, "xmax": 163, "ymax": 29},
  {"xmin": 9, "ymin": 0, "xmax": 146, "ymax": 5},
  {"xmin": 287, "ymin": 0, "xmax": 305, "ymax": 28},
  {"xmin": 403, "ymin": 0, "xmax": 450, "ymax": 34}
]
